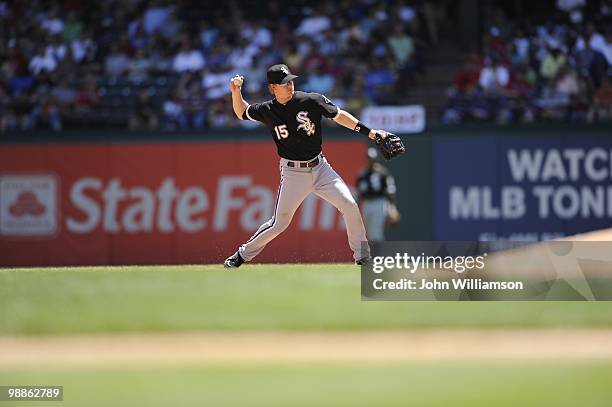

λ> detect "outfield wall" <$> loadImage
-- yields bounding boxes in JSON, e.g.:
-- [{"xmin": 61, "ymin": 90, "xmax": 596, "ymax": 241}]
[
  {"xmin": 386, "ymin": 124, "xmax": 612, "ymax": 241},
  {"xmin": 1, "ymin": 125, "xmax": 610, "ymax": 266},
  {"xmin": 0, "ymin": 137, "xmax": 366, "ymax": 266}
]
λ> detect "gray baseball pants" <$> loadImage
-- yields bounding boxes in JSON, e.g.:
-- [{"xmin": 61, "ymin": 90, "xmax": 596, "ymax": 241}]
[
  {"xmin": 238, "ymin": 154, "xmax": 370, "ymax": 262},
  {"xmin": 362, "ymin": 197, "xmax": 389, "ymax": 242}
]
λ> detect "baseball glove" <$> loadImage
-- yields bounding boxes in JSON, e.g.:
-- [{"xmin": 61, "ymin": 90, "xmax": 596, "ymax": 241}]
[{"xmin": 375, "ymin": 132, "xmax": 405, "ymax": 161}]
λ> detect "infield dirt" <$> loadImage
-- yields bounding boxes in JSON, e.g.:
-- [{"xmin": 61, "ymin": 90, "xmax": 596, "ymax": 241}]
[{"xmin": 1, "ymin": 329, "xmax": 611, "ymax": 367}]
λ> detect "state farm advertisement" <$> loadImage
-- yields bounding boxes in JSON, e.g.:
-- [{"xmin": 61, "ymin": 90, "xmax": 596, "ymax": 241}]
[{"xmin": 0, "ymin": 140, "xmax": 366, "ymax": 266}]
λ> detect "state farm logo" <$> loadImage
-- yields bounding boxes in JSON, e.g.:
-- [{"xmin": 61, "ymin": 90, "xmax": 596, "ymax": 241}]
[
  {"xmin": 64, "ymin": 176, "xmax": 344, "ymax": 234},
  {"xmin": 10, "ymin": 191, "xmax": 46, "ymax": 216},
  {"xmin": 0, "ymin": 174, "xmax": 58, "ymax": 236}
]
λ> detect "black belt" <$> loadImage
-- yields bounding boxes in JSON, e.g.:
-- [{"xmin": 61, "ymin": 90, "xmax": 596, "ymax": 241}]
[{"xmin": 287, "ymin": 157, "xmax": 319, "ymax": 168}]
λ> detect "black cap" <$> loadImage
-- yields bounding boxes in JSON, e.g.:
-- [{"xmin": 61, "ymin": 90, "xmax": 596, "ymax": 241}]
[{"xmin": 267, "ymin": 64, "xmax": 298, "ymax": 85}]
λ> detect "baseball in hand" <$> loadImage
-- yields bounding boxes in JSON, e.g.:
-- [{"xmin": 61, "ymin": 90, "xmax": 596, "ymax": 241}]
[{"xmin": 232, "ymin": 76, "xmax": 244, "ymax": 86}]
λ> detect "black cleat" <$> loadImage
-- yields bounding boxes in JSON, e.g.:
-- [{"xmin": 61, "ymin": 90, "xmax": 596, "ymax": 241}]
[
  {"xmin": 356, "ymin": 256, "xmax": 372, "ymax": 266},
  {"xmin": 224, "ymin": 251, "xmax": 245, "ymax": 268}
]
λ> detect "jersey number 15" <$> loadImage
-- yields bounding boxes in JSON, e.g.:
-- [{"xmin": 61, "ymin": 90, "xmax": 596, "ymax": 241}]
[{"xmin": 274, "ymin": 124, "xmax": 289, "ymax": 140}]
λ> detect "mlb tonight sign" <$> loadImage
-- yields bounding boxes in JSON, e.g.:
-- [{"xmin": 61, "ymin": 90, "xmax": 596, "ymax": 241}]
[{"xmin": 434, "ymin": 137, "xmax": 612, "ymax": 241}]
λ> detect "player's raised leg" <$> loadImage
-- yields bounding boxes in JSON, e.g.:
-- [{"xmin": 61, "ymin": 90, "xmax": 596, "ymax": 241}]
[
  {"xmin": 313, "ymin": 160, "xmax": 370, "ymax": 262},
  {"xmin": 226, "ymin": 167, "xmax": 312, "ymax": 266}
]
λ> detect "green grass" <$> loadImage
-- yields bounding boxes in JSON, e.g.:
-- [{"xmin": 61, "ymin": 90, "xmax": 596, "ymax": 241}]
[
  {"xmin": 2, "ymin": 361, "xmax": 612, "ymax": 406},
  {"xmin": 1, "ymin": 264, "xmax": 612, "ymax": 335}
]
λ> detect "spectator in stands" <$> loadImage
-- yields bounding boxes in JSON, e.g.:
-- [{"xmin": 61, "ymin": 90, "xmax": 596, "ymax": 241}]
[
  {"xmin": 540, "ymin": 45, "xmax": 567, "ymax": 83},
  {"xmin": 28, "ymin": 46, "xmax": 57, "ymax": 75},
  {"xmin": 45, "ymin": 35, "xmax": 68, "ymax": 63},
  {"xmin": 180, "ymin": 80, "xmax": 206, "ymax": 128},
  {"xmin": 483, "ymin": 27, "xmax": 507, "ymax": 60},
  {"xmin": 284, "ymin": 41, "xmax": 303, "ymax": 73},
  {"xmin": 143, "ymin": 0, "xmax": 174, "ymax": 35},
  {"xmin": 51, "ymin": 78, "xmax": 76, "ymax": 116},
  {"xmin": 555, "ymin": 65, "xmax": 581, "ymax": 103},
  {"xmin": 40, "ymin": 6, "xmax": 64, "ymax": 36},
  {"xmin": 256, "ymin": 44, "xmax": 283, "ymax": 72},
  {"xmin": 587, "ymin": 76, "xmax": 612, "ymax": 122},
  {"xmin": 364, "ymin": 59, "xmax": 397, "ymax": 104},
  {"xmin": 601, "ymin": 0, "xmax": 612, "ymax": 19},
  {"xmin": 0, "ymin": 87, "xmax": 16, "ymax": 132},
  {"xmin": 513, "ymin": 28, "xmax": 531, "ymax": 63},
  {"xmin": 574, "ymin": 36, "xmax": 608, "ymax": 86},
  {"xmin": 503, "ymin": 67, "xmax": 536, "ymax": 123},
  {"xmin": 172, "ymin": 40, "xmax": 205, "ymax": 73},
  {"xmin": 302, "ymin": 64, "xmax": 335, "ymax": 94},
  {"xmin": 6, "ymin": 90, "xmax": 35, "ymax": 130},
  {"xmin": 208, "ymin": 100, "xmax": 231, "ymax": 128},
  {"xmin": 359, "ymin": 8, "xmax": 379, "ymax": 41},
  {"xmin": 162, "ymin": 90, "xmax": 184, "ymax": 130},
  {"xmin": 150, "ymin": 40, "xmax": 173, "ymax": 73},
  {"xmin": 74, "ymin": 76, "xmax": 99, "ymax": 113},
  {"xmin": 444, "ymin": 7, "xmax": 610, "ymax": 124},
  {"xmin": 199, "ymin": 21, "xmax": 220, "ymax": 52},
  {"xmin": 128, "ymin": 48, "xmax": 152, "ymax": 82},
  {"xmin": 166, "ymin": 75, "xmax": 206, "ymax": 129},
  {"xmin": 479, "ymin": 58, "xmax": 509, "ymax": 93},
  {"xmin": 128, "ymin": 17, "xmax": 149, "ymax": 51},
  {"xmin": 62, "ymin": 11, "xmax": 82, "ymax": 43},
  {"xmin": 105, "ymin": 45, "xmax": 130, "ymax": 79},
  {"xmin": 71, "ymin": 30, "xmax": 97, "ymax": 64},
  {"xmin": 295, "ymin": 6, "xmax": 331, "ymax": 40},
  {"xmin": 556, "ymin": 0, "xmax": 586, "ymax": 24},
  {"xmin": 451, "ymin": 54, "xmax": 481, "ymax": 95},
  {"xmin": 2, "ymin": 48, "xmax": 34, "ymax": 97},
  {"xmin": 227, "ymin": 38, "xmax": 258, "ymax": 70},
  {"xmin": 204, "ymin": 38, "xmax": 230, "ymax": 70},
  {"xmin": 601, "ymin": 30, "xmax": 612, "ymax": 66},
  {"xmin": 240, "ymin": 19, "xmax": 272, "ymax": 50},
  {"xmin": 536, "ymin": 77, "xmax": 572, "ymax": 120},
  {"xmin": 1, "ymin": 0, "xmax": 437, "ymax": 131},
  {"xmin": 387, "ymin": 25, "xmax": 416, "ymax": 81},
  {"xmin": 202, "ymin": 63, "xmax": 233, "ymax": 100},
  {"xmin": 159, "ymin": 9, "xmax": 183, "ymax": 40},
  {"xmin": 575, "ymin": 23, "xmax": 606, "ymax": 52},
  {"xmin": 536, "ymin": 23, "xmax": 566, "ymax": 54},
  {"xmin": 28, "ymin": 88, "xmax": 62, "ymax": 131},
  {"xmin": 129, "ymin": 88, "xmax": 159, "ymax": 130}
]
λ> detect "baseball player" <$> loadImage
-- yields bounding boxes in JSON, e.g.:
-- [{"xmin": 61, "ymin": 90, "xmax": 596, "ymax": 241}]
[
  {"xmin": 356, "ymin": 147, "xmax": 400, "ymax": 242},
  {"xmin": 224, "ymin": 63, "xmax": 391, "ymax": 268}
]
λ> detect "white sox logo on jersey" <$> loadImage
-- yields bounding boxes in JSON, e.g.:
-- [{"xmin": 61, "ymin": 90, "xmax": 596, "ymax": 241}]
[{"xmin": 296, "ymin": 111, "xmax": 315, "ymax": 136}]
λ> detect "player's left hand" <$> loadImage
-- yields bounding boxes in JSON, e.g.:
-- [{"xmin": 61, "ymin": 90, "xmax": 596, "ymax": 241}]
[
  {"xmin": 368, "ymin": 129, "xmax": 387, "ymax": 140},
  {"xmin": 374, "ymin": 131, "xmax": 406, "ymax": 161}
]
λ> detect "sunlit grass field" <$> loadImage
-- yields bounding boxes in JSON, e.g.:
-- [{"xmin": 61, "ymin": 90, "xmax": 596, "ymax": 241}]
[
  {"xmin": 2, "ymin": 362, "xmax": 612, "ymax": 407},
  {"xmin": 2, "ymin": 264, "xmax": 612, "ymax": 406},
  {"xmin": 1, "ymin": 264, "xmax": 612, "ymax": 334}
]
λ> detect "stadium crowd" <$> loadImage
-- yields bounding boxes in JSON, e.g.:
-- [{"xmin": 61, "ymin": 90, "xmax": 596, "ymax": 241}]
[
  {"xmin": 0, "ymin": 0, "xmax": 433, "ymax": 132},
  {"xmin": 442, "ymin": 0, "xmax": 612, "ymax": 124}
]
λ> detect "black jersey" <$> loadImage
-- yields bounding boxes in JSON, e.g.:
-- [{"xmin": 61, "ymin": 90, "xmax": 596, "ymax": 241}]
[
  {"xmin": 356, "ymin": 163, "xmax": 397, "ymax": 201},
  {"xmin": 242, "ymin": 91, "xmax": 339, "ymax": 161}
]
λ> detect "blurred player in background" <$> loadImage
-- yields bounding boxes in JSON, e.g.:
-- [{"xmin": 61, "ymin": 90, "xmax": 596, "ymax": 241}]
[{"xmin": 356, "ymin": 148, "xmax": 401, "ymax": 242}]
